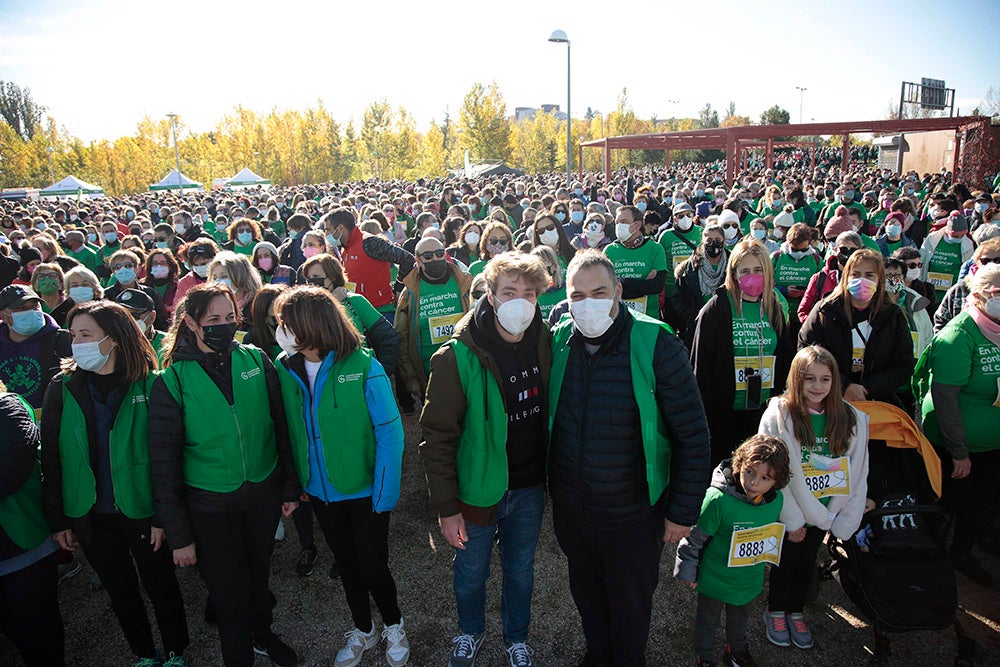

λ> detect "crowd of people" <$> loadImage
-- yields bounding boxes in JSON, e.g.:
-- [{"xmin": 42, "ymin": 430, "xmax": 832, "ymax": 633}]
[{"xmin": 1, "ymin": 160, "xmax": 999, "ymax": 667}]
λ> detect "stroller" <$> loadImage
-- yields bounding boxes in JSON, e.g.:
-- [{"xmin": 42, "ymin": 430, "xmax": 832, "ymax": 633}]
[{"xmin": 825, "ymin": 401, "xmax": 976, "ymax": 666}]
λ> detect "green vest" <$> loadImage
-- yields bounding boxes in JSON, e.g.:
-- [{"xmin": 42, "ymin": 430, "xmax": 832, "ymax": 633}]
[
  {"xmin": 446, "ymin": 339, "xmax": 510, "ymax": 507},
  {"xmin": 0, "ymin": 394, "xmax": 49, "ymax": 550},
  {"xmin": 548, "ymin": 311, "xmax": 674, "ymax": 505},
  {"xmin": 275, "ymin": 349, "xmax": 375, "ymax": 493},
  {"xmin": 159, "ymin": 345, "xmax": 278, "ymax": 492},
  {"xmin": 58, "ymin": 376, "xmax": 155, "ymax": 519}
]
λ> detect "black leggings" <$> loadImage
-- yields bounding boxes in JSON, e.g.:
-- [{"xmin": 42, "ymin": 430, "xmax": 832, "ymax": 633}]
[
  {"xmin": 767, "ymin": 525, "xmax": 826, "ymax": 613},
  {"xmin": 0, "ymin": 550, "xmax": 64, "ymax": 666},
  {"xmin": 939, "ymin": 448, "xmax": 1000, "ymax": 560}
]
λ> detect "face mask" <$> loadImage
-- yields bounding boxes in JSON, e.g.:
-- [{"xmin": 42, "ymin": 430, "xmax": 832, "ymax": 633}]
[
  {"xmin": 772, "ymin": 198, "xmax": 784, "ymax": 208},
  {"xmin": 573, "ymin": 188, "xmax": 584, "ymax": 196},
  {"xmin": 673, "ymin": 198, "xmax": 685, "ymax": 206},
  {"xmin": 104, "ymin": 231, "xmax": 118, "ymax": 243},
  {"xmin": 615, "ymin": 223, "xmax": 634, "ymax": 242},
  {"xmin": 35, "ymin": 276, "xmax": 60, "ymax": 294},
  {"xmin": 36, "ymin": 222, "xmax": 47, "ymax": 231},
  {"xmin": 705, "ymin": 241, "xmax": 724, "ymax": 258},
  {"xmin": 540, "ymin": 229, "xmax": 559, "ymax": 247},
  {"xmin": 887, "ymin": 278, "xmax": 904, "ymax": 294},
  {"xmin": 10, "ymin": 309, "xmax": 44, "ymax": 336},
  {"xmin": 723, "ymin": 226, "xmax": 738, "ymax": 240},
  {"xmin": 773, "ymin": 227, "xmax": 786, "ymax": 239},
  {"xmin": 174, "ymin": 223, "xmax": 187, "ymax": 234},
  {"xmin": 554, "ymin": 212, "xmax": 567, "ymax": 223},
  {"xmin": 488, "ymin": 240, "xmax": 509, "ymax": 254},
  {"xmin": 257, "ymin": 257, "xmax": 274, "ymax": 271},
  {"xmin": 421, "ymin": 259, "xmax": 449, "ymax": 280},
  {"xmin": 570, "ymin": 210, "xmax": 584, "ymax": 223},
  {"xmin": 985, "ymin": 297, "xmax": 1000, "ymax": 319},
  {"xmin": 570, "ymin": 297, "xmax": 615, "ymax": 338},
  {"xmin": 847, "ymin": 276, "xmax": 877, "ymax": 302},
  {"xmin": 215, "ymin": 277, "xmax": 233, "ymax": 289},
  {"xmin": 72, "ymin": 335, "xmax": 112, "ymax": 372},
  {"xmin": 834, "ymin": 194, "xmax": 844, "ymax": 204},
  {"xmin": 326, "ymin": 233, "xmax": 340, "ymax": 249},
  {"xmin": 789, "ymin": 249, "xmax": 812, "ymax": 261},
  {"xmin": 201, "ymin": 322, "xmax": 237, "ymax": 353},
  {"xmin": 237, "ymin": 231, "xmax": 253, "ymax": 245},
  {"xmin": 585, "ymin": 224, "xmax": 604, "ymax": 242},
  {"xmin": 148, "ymin": 265, "xmax": 168, "ymax": 280},
  {"xmin": 675, "ymin": 216, "xmax": 693, "ymax": 231},
  {"xmin": 465, "ymin": 231, "xmax": 480, "ymax": 246},
  {"xmin": 87, "ymin": 233, "xmax": 97, "ymax": 244},
  {"xmin": 942, "ymin": 234, "xmax": 962, "ymax": 244},
  {"xmin": 715, "ymin": 197, "xmax": 725, "ymax": 206},
  {"xmin": 494, "ymin": 297, "xmax": 535, "ymax": 336},
  {"xmin": 302, "ymin": 245, "xmax": 321, "ymax": 259},
  {"xmin": 751, "ymin": 228, "xmax": 767, "ymax": 240},
  {"xmin": 114, "ymin": 267, "xmax": 136, "ymax": 284},
  {"xmin": 737, "ymin": 273, "xmax": 765, "ymax": 297},
  {"xmin": 597, "ymin": 196, "xmax": 606, "ymax": 204},
  {"xmin": 288, "ymin": 229, "xmax": 300, "ymax": 240},
  {"xmin": 274, "ymin": 325, "xmax": 299, "ymax": 356},
  {"xmin": 974, "ymin": 202, "xmax": 989, "ymax": 214},
  {"xmin": 135, "ymin": 317, "xmax": 149, "ymax": 335},
  {"xmin": 927, "ymin": 206, "xmax": 939, "ymax": 218},
  {"xmin": 635, "ymin": 201, "xmax": 647, "ymax": 212},
  {"xmin": 192, "ymin": 264, "xmax": 210, "ymax": 278},
  {"xmin": 885, "ymin": 224, "xmax": 902, "ymax": 238},
  {"xmin": 843, "ymin": 190, "xmax": 855, "ymax": 201},
  {"xmin": 905, "ymin": 267, "xmax": 921, "ymax": 281},
  {"xmin": 695, "ymin": 189, "xmax": 704, "ymax": 197},
  {"xmin": 154, "ymin": 241, "xmax": 169, "ymax": 249},
  {"xmin": 69, "ymin": 286, "xmax": 94, "ymax": 303}
]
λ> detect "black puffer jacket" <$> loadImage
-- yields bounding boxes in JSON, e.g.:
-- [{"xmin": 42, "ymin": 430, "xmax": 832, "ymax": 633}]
[
  {"xmin": 0, "ymin": 392, "xmax": 41, "ymax": 562},
  {"xmin": 549, "ymin": 307, "xmax": 712, "ymax": 529}
]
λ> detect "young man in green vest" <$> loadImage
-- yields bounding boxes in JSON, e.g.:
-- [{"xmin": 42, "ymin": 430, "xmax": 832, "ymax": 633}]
[
  {"xmin": 419, "ymin": 252, "xmax": 551, "ymax": 667},
  {"xmin": 548, "ymin": 250, "xmax": 711, "ymax": 666},
  {"xmin": 395, "ymin": 237, "xmax": 471, "ymax": 402}
]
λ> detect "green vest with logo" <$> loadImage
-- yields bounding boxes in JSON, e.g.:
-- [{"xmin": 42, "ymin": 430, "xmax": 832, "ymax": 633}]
[
  {"xmin": 275, "ymin": 349, "xmax": 375, "ymax": 494},
  {"xmin": 159, "ymin": 345, "xmax": 278, "ymax": 493},
  {"xmin": 58, "ymin": 375, "xmax": 155, "ymax": 519},
  {"xmin": 445, "ymin": 339, "xmax": 510, "ymax": 508},
  {"xmin": 0, "ymin": 393, "xmax": 50, "ymax": 550},
  {"xmin": 548, "ymin": 311, "xmax": 674, "ymax": 505}
]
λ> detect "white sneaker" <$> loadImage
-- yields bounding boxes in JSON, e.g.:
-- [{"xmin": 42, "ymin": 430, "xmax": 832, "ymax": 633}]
[
  {"xmin": 382, "ymin": 618, "xmax": 410, "ymax": 666},
  {"xmin": 505, "ymin": 642, "xmax": 534, "ymax": 667},
  {"xmin": 334, "ymin": 626, "xmax": 379, "ymax": 667},
  {"xmin": 274, "ymin": 519, "xmax": 285, "ymax": 541}
]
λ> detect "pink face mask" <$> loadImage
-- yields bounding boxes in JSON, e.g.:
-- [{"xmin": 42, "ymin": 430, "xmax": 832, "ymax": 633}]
[
  {"xmin": 302, "ymin": 246, "xmax": 320, "ymax": 259},
  {"xmin": 258, "ymin": 257, "xmax": 274, "ymax": 271},
  {"xmin": 738, "ymin": 273, "xmax": 765, "ymax": 297}
]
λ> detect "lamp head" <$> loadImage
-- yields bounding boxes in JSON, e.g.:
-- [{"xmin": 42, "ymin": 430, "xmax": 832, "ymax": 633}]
[{"xmin": 548, "ymin": 29, "xmax": 568, "ymax": 43}]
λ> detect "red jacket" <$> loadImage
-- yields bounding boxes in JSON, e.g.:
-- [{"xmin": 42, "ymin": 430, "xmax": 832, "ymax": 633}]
[
  {"xmin": 797, "ymin": 254, "xmax": 839, "ymax": 323},
  {"xmin": 342, "ymin": 227, "xmax": 393, "ymax": 308}
]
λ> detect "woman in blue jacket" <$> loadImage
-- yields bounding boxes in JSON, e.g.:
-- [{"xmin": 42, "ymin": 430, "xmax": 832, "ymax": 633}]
[{"xmin": 273, "ymin": 285, "xmax": 408, "ymax": 667}]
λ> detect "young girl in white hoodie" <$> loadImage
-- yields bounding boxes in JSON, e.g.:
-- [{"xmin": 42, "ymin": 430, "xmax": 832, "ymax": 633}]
[{"xmin": 758, "ymin": 345, "xmax": 869, "ymax": 651}]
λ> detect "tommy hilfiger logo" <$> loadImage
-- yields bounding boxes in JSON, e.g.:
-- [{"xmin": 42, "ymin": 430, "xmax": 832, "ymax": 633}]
[{"xmin": 518, "ymin": 387, "xmax": 540, "ymax": 401}]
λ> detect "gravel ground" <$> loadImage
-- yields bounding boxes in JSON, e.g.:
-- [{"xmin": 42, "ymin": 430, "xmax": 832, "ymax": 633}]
[{"xmin": 3, "ymin": 412, "xmax": 999, "ymax": 666}]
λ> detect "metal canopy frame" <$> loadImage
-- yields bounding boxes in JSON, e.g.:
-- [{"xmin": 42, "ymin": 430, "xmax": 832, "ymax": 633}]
[{"xmin": 579, "ymin": 116, "xmax": 991, "ymax": 185}]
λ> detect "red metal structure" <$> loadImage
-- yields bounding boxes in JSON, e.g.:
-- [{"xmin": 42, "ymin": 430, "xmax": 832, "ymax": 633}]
[{"xmin": 579, "ymin": 116, "xmax": 993, "ymax": 186}]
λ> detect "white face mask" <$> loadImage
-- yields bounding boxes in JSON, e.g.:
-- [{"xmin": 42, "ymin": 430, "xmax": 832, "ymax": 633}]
[
  {"xmin": 274, "ymin": 325, "xmax": 299, "ymax": 356},
  {"xmin": 675, "ymin": 216, "xmax": 693, "ymax": 231},
  {"xmin": 192, "ymin": 264, "xmax": 210, "ymax": 278},
  {"xmin": 723, "ymin": 226, "xmax": 739, "ymax": 240},
  {"xmin": 615, "ymin": 223, "xmax": 633, "ymax": 242},
  {"xmin": 906, "ymin": 267, "xmax": 921, "ymax": 281},
  {"xmin": 570, "ymin": 297, "xmax": 615, "ymax": 338},
  {"xmin": 494, "ymin": 297, "xmax": 535, "ymax": 336},
  {"xmin": 985, "ymin": 297, "xmax": 1000, "ymax": 319},
  {"xmin": 72, "ymin": 335, "xmax": 112, "ymax": 372},
  {"xmin": 465, "ymin": 231, "xmax": 480, "ymax": 246},
  {"xmin": 135, "ymin": 318, "xmax": 148, "ymax": 335},
  {"xmin": 539, "ymin": 229, "xmax": 559, "ymax": 247}
]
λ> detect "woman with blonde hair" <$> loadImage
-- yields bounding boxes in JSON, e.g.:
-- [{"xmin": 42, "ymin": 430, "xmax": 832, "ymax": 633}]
[
  {"xmin": 530, "ymin": 245, "xmax": 566, "ymax": 322},
  {"xmin": 691, "ymin": 238, "xmax": 794, "ymax": 464},
  {"xmin": 208, "ymin": 251, "xmax": 262, "ymax": 325},
  {"xmin": 468, "ymin": 222, "xmax": 514, "ymax": 276}
]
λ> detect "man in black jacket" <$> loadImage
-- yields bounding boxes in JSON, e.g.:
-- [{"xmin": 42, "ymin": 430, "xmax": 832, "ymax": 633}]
[{"xmin": 548, "ymin": 251, "xmax": 711, "ymax": 666}]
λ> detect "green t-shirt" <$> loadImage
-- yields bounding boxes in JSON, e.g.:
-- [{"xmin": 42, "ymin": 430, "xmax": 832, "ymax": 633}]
[
  {"xmin": 693, "ymin": 485, "xmax": 784, "ymax": 606},
  {"xmin": 468, "ymin": 259, "xmax": 488, "ymax": 276},
  {"xmin": 729, "ymin": 296, "xmax": 778, "ymax": 411},
  {"xmin": 231, "ymin": 243, "xmax": 254, "ymax": 257},
  {"xmin": 739, "ymin": 211, "xmax": 759, "ymax": 236},
  {"xmin": 860, "ymin": 234, "xmax": 880, "ymax": 253},
  {"xmin": 416, "ymin": 276, "xmax": 464, "ymax": 373},
  {"xmin": 772, "ymin": 250, "xmax": 821, "ymax": 314},
  {"xmin": 339, "ymin": 292, "xmax": 383, "ymax": 337},
  {"xmin": 658, "ymin": 226, "xmax": 702, "ymax": 297},
  {"xmin": 68, "ymin": 245, "xmax": 101, "ymax": 272},
  {"xmin": 803, "ymin": 413, "xmax": 833, "ymax": 507},
  {"xmin": 926, "ymin": 238, "xmax": 963, "ymax": 294},
  {"xmin": 920, "ymin": 312, "xmax": 1000, "ymax": 453},
  {"xmin": 537, "ymin": 286, "xmax": 566, "ymax": 321},
  {"xmin": 603, "ymin": 240, "xmax": 668, "ymax": 317}
]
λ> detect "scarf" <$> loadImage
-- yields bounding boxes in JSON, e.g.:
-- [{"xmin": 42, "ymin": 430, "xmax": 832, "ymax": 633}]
[
  {"xmin": 968, "ymin": 303, "xmax": 1000, "ymax": 348},
  {"xmin": 697, "ymin": 253, "xmax": 727, "ymax": 297}
]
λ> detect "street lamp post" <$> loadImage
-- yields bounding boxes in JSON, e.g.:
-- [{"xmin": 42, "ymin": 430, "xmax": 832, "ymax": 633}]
[
  {"xmin": 795, "ymin": 86, "xmax": 807, "ymax": 124},
  {"xmin": 666, "ymin": 99, "xmax": 679, "ymax": 123},
  {"xmin": 45, "ymin": 146, "xmax": 55, "ymax": 186},
  {"xmin": 166, "ymin": 113, "xmax": 182, "ymax": 195},
  {"xmin": 549, "ymin": 29, "xmax": 571, "ymax": 188}
]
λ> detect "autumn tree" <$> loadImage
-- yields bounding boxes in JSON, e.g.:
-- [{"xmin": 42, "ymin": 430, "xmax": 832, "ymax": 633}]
[
  {"xmin": 458, "ymin": 82, "xmax": 512, "ymax": 164},
  {"xmin": 0, "ymin": 81, "xmax": 45, "ymax": 141}
]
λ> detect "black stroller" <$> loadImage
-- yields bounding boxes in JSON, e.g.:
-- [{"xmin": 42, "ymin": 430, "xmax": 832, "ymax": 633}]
[{"xmin": 825, "ymin": 401, "xmax": 977, "ymax": 666}]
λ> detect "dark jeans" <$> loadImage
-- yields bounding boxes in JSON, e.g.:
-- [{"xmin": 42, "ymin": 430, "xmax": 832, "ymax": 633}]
[
  {"xmin": 694, "ymin": 593, "xmax": 749, "ymax": 661},
  {"xmin": 767, "ymin": 525, "xmax": 826, "ymax": 613},
  {"xmin": 0, "ymin": 550, "xmax": 64, "ymax": 667},
  {"xmin": 77, "ymin": 514, "xmax": 188, "ymax": 658},
  {"xmin": 708, "ymin": 407, "xmax": 765, "ymax": 467},
  {"xmin": 553, "ymin": 505, "xmax": 664, "ymax": 667},
  {"xmin": 189, "ymin": 483, "xmax": 281, "ymax": 667},
  {"xmin": 940, "ymin": 448, "xmax": 1000, "ymax": 560},
  {"xmin": 311, "ymin": 495, "xmax": 401, "ymax": 632},
  {"xmin": 291, "ymin": 500, "xmax": 315, "ymax": 550}
]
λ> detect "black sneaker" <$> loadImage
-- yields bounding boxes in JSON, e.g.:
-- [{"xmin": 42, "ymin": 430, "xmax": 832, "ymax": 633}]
[
  {"xmin": 954, "ymin": 556, "xmax": 994, "ymax": 587},
  {"xmin": 253, "ymin": 632, "xmax": 299, "ymax": 667},
  {"xmin": 295, "ymin": 546, "xmax": 317, "ymax": 577},
  {"xmin": 204, "ymin": 600, "xmax": 217, "ymax": 626},
  {"xmin": 726, "ymin": 644, "xmax": 758, "ymax": 667},
  {"xmin": 329, "ymin": 561, "xmax": 341, "ymax": 580}
]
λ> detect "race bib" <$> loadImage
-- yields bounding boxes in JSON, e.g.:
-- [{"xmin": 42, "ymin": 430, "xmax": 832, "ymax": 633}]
[
  {"xmin": 728, "ymin": 522, "xmax": 785, "ymax": 567},
  {"xmin": 926, "ymin": 271, "xmax": 953, "ymax": 290},
  {"xmin": 733, "ymin": 355, "xmax": 775, "ymax": 391},
  {"xmin": 344, "ymin": 281, "xmax": 357, "ymax": 292},
  {"xmin": 234, "ymin": 330, "xmax": 247, "ymax": 344},
  {"xmin": 801, "ymin": 454, "xmax": 851, "ymax": 499},
  {"xmin": 622, "ymin": 297, "xmax": 647, "ymax": 315},
  {"xmin": 851, "ymin": 346, "xmax": 865, "ymax": 374},
  {"xmin": 911, "ymin": 332, "xmax": 919, "ymax": 358},
  {"xmin": 673, "ymin": 254, "xmax": 692, "ymax": 270},
  {"xmin": 428, "ymin": 312, "xmax": 463, "ymax": 344}
]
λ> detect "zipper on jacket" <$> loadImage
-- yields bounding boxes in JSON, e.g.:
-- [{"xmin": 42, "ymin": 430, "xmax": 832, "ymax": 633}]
[
  {"xmin": 230, "ymin": 404, "xmax": 248, "ymax": 480},
  {"xmin": 576, "ymin": 350, "xmax": 594, "ymax": 520}
]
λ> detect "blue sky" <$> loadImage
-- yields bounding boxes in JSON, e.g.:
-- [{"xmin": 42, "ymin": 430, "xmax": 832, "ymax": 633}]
[{"xmin": 0, "ymin": 0, "xmax": 996, "ymax": 142}]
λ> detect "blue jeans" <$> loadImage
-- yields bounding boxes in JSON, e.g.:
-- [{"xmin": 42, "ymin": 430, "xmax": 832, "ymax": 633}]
[{"xmin": 453, "ymin": 485, "xmax": 544, "ymax": 644}]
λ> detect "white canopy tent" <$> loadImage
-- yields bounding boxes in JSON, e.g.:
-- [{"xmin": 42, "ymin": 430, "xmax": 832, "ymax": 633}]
[
  {"xmin": 149, "ymin": 169, "xmax": 202, "ymax": 192},
  {"xmin": 225, "ymin": 167, "xmax": 271, "ymax": 190},
  {"xmin": 38, "ymin": 175, "xmax": 104, "ymax": 199}
]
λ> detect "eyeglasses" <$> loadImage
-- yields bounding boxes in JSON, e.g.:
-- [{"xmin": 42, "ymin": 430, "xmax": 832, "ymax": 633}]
[
  {"xmin": 905, "ymin": 261, "xmax": 923, "ymax": 269},
  {"xmin": 722, "ymin": 224, "xmax": 739, "ymax": 230},
  {"xmin": 536, "ymin": 224, "xmax": 556, "ymax": 233},
  {"xmin": 487, "ymin": 238, "xmax": 509, "ymax": 245},
  {"xmin": 418, "ymin": 249, "xmax": 446, "ymax": 261}
]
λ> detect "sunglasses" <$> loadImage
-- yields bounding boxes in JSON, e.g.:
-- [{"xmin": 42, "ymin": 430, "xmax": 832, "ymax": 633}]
[
  {"xmin": 980, "ymin": 257, "xmax": 1000, "ymax": 265},
  {"xmin": 905, "ymin": 261, "xmax": 923, "ymax": 269},
  {"xmin": 111, "ymin": 263, "xmax": 135, "ymax": 270},
  {"xmin": 487, "ymin": 238, "xmax": 509, "ymax": 246},
  {"xmin": 536, "ymin": 224, "xmax": 556, "ymax": 233},
  {"xmin": 418, "ymin": 249, "xmax": 446, "ymax": 261}
]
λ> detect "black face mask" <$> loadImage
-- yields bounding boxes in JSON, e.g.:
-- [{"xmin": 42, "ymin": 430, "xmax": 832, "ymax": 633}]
[
  {"xmin": 421, "ymin": 259, "xmax": 449, "ymax": 280},
  {"xmin": 705, "ymin": 242, "xmax": 724, "ymax": 258},
  {"xmin": 307, "ymin": 277, "xmax": 326, "ymax": 287},
  {"xmin": 201, "ymin": 322, "xmax": 238, "ymax": 353},
  {"xmin": 837, "ymin": 247, "xmax": 857, "ymax": 265}
]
